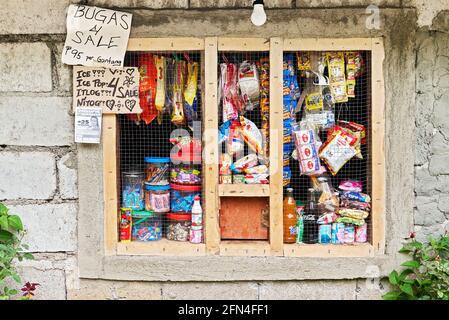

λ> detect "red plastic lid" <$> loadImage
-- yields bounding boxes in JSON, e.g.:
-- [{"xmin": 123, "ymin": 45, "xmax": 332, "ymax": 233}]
[
  {"xmin": 170, "ymin": 183, "xmax": 202, "ymax": 192},
  {"xmin": 167, "ymin": 213, "xmax": 191, "ymax": 221}
]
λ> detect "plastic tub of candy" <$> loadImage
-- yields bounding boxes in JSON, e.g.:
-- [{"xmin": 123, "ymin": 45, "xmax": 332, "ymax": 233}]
[
  {"xmin": 144, "ymin": 184, "xmax": 171, "ymax": 213},
  {"xmin": 166, "ymin": 213, "xmax": 191, "ymax": 241},
  {"xmin": 144, "ymin": 157, "xmax": 170, "ymax": 185},
  {"xmin": 170, "ymin": 163, "xmax": 202, "ymax": 185},
  {"xmin": 131, "ymin": 211, "xmax": 162, "ymax": 241},
  {"xmin": 170, "ymin": 184, "xmax": 202, "ymax": 213},
  {"xmin": 122, "ymin": 171, "xmax": 145, "ymax": 211}
]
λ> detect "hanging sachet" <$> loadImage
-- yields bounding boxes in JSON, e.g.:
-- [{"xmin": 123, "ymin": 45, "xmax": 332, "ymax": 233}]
[
  {"xmin": 164, "ymin": 57, "xmax": 174, "ymax": 116},
  {"xmin": 138, "ymin": 53, "xmax": 158, "ymax": 125},
  {"xmin": 184, "ymin": 61, "xmax": 199, "ymax": 130},
  {"xmin": 154, "ymin": 55, "xmax": 166, "ymax": 124},
  {"xmin": 238, "ymin": 61, "xmax": 260, "ymax": 112},
  {"xmin": 221, "ymin": 63, "xmax": 242, "ymax": 121},
  {"xmin": 171, "ymin": 60, "xmax": 186, "ymax": 126}
]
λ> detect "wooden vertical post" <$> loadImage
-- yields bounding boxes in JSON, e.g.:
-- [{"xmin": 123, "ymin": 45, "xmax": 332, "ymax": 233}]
[
  {"xmin": 269, "ymin": 37, "xmax": 284, "ymax": 255},
  {"xmin": 103, "ymin": 114, "xmax": 118, "ymax": 255},
  {"xmin": 204, "ymin": 37, "xmax": 221, "ymax": 254},
  {"xmin": 371, "ymin": 38, "xmax": 386, "ymax": 254}
]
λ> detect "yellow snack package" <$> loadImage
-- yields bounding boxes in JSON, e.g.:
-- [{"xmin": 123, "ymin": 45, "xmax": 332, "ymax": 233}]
[{"xmin": 154, "ymin": 55, "xmax": 166, "ymax": 124}]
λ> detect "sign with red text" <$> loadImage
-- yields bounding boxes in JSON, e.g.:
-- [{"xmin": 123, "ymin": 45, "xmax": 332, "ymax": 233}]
[
  {"xmin": 73, "ymin": 66, "xmax": 141, "ymax": 114},
  {"xmin": 62, "ymin": 4, "xmax": 132, "ymax": 68}
]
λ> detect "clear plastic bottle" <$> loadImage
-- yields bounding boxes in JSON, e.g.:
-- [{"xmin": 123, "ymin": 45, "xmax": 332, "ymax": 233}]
[{"xmin": 190, "ymin": 195, "xmax": 203, "ymax": 244}]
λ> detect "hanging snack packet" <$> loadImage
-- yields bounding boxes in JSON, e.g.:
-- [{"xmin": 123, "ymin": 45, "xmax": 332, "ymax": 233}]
[
  {"xmin": 229, "ymin": 120, "xmax": 245, "ymax": 156},
  {"xmin": 138, "ymin": 53, "xmax": 158, "ymax": 125},
  {"xmin": 258, "ymin": 57, "xmax": 270, "ymax": 116},
  {"xmin": 230, "ymin": 153, "xmax": 258, "ymax": 174},
  {"xmin": 184, "ymin": 61, "xmax": 199, "ymax": 129},
  {"xmin": 338, "ymin": 180, "xmax": 363, "ymax": 192},
  {"xmin": 319, "ymin": 128, "xmax": 357, "ymax": 175},
  {"xmin": 164, "ymin": 57, "xmax": 174, "ymax": 115},
  {"xmin": 326, "ymin": 52, "xmax": 348, "ymax": 103},
  {"xmin": 171, "ymin": 60, "xmax": 186, "ymax": 126},
  {"xmin": 293, "ymin": 129, "xmax": 322, "ymax": 176},
  {"xmin": 283, "ymin": 166, "xmax": 292, "ymax": 187},
  {"xmin": 239, "ymin": 116, "xmax": 264, "ymax": 157},
  {"xmin": 341, "ymin": 191, "xmax": 371, "ymax": 203},
  {"xmin": 154, "ymin": 55, "xmax": 166, "ymax": 124},
  {"xmin": 238, "ymin": 61, "xmax": 260, "ymax": 112},
  {"xmin": 221, "ymin": 63, "xmax": 242, "ymax": 121},
  {"xmin": 296, "ymin": 51, "xmax": 311, "ymax": 71},
  {"xmin": 305, "ymin": 92, "xmax": 324, "ymax": 111}
]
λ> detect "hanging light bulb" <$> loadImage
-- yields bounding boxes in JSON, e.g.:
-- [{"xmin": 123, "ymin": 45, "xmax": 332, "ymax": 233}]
[{"xmin": 251, "ymin": 0, "xmax": 266, "ymax": 26}]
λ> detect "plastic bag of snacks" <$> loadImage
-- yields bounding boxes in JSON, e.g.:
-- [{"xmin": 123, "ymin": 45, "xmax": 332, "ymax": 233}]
[
  {"xmin": 184, "ymin": 60, "xmax": 199, "ymax": 130},
  {"xmin": 221, "ymin": 63, "xmax": 242, "ymax": 121},
  {"xmin": 171, "ymin": 60, "xmax": 186, "ymax": 126},
  {"xmin": 164, "ymin": 57, "xmax": 174, "ymax": 116},
  {"xmin": 293, "ymin": 128, "xmax": 322, "ymax": 176},
  {"xmin": 154, "ymin": 55, "xmax": 166, "ymax": 124},
  {"xmin": 319, "ymin": 128, "xmax": 357, "ymax": 175},
  {"xmin": 230, "ymin": 153, "xmax": 258, "ymax": 174},
  {"xmin": 238, "ymin": 61, "xmax": 260, "ymax": 112},
  {"xmin": 137, "ymin": 53, "xmax": 158, "ymax": 125},
  {"xmin": 326, "ymin": 52, "xmax": 348, "ymax": 103},
  {"xmin": 239, "ymin": 116, "xmax": 264, "ymax": 157}
]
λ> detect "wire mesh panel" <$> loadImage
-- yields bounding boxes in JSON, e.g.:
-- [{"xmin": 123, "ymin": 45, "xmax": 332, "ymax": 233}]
[
  {"xmin": 283, "ymin": 51, "xmax": 372, "ymax": 246},
  {"xmin": 217, "ymin": 51, "xmax": 270, "ymax": 241},
  {"xmin": 118, "ymin": 51, "xmax": 204, "ymax": 244}
]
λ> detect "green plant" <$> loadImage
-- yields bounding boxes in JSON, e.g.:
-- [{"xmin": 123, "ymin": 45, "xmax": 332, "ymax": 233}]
[
  {"xmin": 383, "ymin": 234, "xmax": 449, "ymax": 300},
  {"xmin": 0, "ymin": 202, "xmax": 34, "ymax": 300}
]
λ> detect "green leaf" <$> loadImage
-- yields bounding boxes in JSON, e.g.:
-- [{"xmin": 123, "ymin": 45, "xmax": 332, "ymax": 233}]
[
  {"xmin": 0, "ymin": 230, "xmax": 13, "ymax": 242},
  {"xmin": 400, "ymin": 283, "xmax": 414, "ymax": 297},
  {"xmin": 7, "ymin": 289, "xmax": 17, "ymax": 296},
  {"xmin": 401, "ymin": 260, "xmax": 420, "ymax": 269},
  {"xmin": 399, "ymin": 247, "xmax": 412, "ymax": 254},
  {"xmin": 7, "ymin": 215, "xmax": 23, "ymax": 231},
  {"xmin": 11, "ymin": 273, "xmax": 21, "ymax": 283},
  {"xmin": 23, "ymin": 253, "xmax": 34, "ymax": 260},
  {"xmin": 0, "ymin": 216, "xmax": 8, "ymax": 230},
  {"xmin": 389, "ymin": 270, "xmax": 399, "ymax": 285},
  {"xmin": 0, "ymin": 203, "xmax": 8, "ymax": 216},
  {"xmin": 398, "ymin": 269, "xmax": 414, "ymax": 281},
  {"xmin": 382, "ymin": 291, "xmax": 402, "ymax": 300}
]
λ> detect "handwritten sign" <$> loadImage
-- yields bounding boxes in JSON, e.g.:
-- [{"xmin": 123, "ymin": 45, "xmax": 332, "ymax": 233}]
[
  {"xmin": 73, "ymin": 66, "xmax": 142, "ymax": 114},
  {"xmin": 62, "ymin": 4, "xmax": 132, "ymax": 68}
]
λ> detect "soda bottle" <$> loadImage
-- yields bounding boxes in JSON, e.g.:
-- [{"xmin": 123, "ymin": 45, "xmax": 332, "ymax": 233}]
[
  {"xmin": 191, "ymin": 195, "xmax": 202, "ymax": 227},
  {"xmin": 283, "ymin": 188, "xmax": 297, "ymax": 243},
  {"xmin": 303, "ymin": 188, "xmax": 319, "ymax": 244}
]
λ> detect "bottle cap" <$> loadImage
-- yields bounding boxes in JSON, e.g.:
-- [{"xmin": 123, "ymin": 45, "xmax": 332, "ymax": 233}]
[
  {"xmin": 194, "ymin": 195, "xmax": 200, "ymax": 201},
  {"xmin": 287, "ymin": 188, "xmax": 293, "ymax": 192}
]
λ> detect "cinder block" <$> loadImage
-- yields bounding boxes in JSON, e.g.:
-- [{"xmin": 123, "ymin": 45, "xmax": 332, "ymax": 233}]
[
  {"xmin": 0, "ymin": 43, "xmax": 52, "ymax": 92},
  {"xmin": 190, "ymin": 0, "xmax": 292, "ymax": 8},
  {"xmin": 0, "ymin": 97, "xmax": 73, "ymax": 146},
  {"xmin": 295, "ymin": 0, "xmax": 400, "ymax": 7},
  {"xmin": 88, "ymin": 0, "xmax": 188, "ymax": 8},
  {"xmin": 162, "ymin": 282, "xmax": 259, "ymax": 300},
  {"xmin": 58, "ymin": 153, "xmax": 78, "ymax": 199},
  {"xmin": 8, "ymin": 203, "xmax": 77, "ymax": 252},
  {"xmin": 0, "ymin": 152, "xmax": 56, "ymax": 200}
]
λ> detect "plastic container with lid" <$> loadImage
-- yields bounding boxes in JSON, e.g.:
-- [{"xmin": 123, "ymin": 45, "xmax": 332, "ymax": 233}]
[
  {"xmin": 122, "ymin": 171, "xmax": 145, "ymax": 211},
  {"xmin": 131, "ymin": 211, "xmax": 162, "ymax": 241},
  {"xmin": 144, "ymin": 184, "xmax": 171, "ymax": 213},
  {"xmin": 170, "ymin": 163, "xmax": 202, "ymax": 185},
  {"xmin": 189, "ymin": 225, "xmax": 203, "ymax": 244},
  {"xmin": 166, "ymin": 213, "xmax": 191, "ymax": 241},
  {"xmin": 170, "ymin": 184, "xmax": 202, "ymax": 213},
  {"xmin": 144, "ymin": 157, "xmax": 170, "ymax": 185}
]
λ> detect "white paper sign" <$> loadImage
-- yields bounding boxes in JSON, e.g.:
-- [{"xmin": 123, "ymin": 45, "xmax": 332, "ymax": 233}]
[
  {"xmin": 62, "ymin": 4, "xmax": 132, "ymax": 68},
  {"xmin": 73, "ymin": 66, "xmax": 141, "ymax": 114},
  {"xmin": 75, "ymin": 107, "xmax": 102, "ymax": 143}
]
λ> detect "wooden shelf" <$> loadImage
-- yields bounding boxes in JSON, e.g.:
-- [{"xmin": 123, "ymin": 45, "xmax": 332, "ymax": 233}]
[
  {"xmin": 117, "ymin": 239, "xmax": 206, "ymax": 256},
  {"xmin": 218, "ymin": 184, "xmax": 270, "ymax": 197},
  {"xmin": 283, "ymin": 243, "xmax": 374, "ymax": 258},
  {"xmin": 219, "ymin": 240, "xmax": 273, "ymax": 257}
]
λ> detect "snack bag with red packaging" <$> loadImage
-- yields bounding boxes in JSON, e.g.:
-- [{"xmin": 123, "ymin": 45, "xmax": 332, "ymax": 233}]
[
  {"xmin": 293, "ymin": 128, "xmax": 322, "ymax": 176},
  {"xmin": 319, "ymin": 127, "xmax": 357, "ymax": 175},
  {"xmin": 137, "ymin": 53, "xmax": 158, "ymax": 125}
]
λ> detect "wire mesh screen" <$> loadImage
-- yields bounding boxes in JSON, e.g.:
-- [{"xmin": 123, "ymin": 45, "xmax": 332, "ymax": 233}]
[
  {"xmin": 118, "ymin": 51, "xmax": 204, "ymax": 244},
  {"xmin": 283, "ymin": 51, "xmax": 372, "ymax": 245},
  {"xmin": 217, "ymin": 51, "xmax": 270, "ymax": 241}
]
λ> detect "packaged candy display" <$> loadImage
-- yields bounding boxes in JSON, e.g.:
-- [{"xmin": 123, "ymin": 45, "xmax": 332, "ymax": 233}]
[
  {"xmin": 166, "ymin": 213, "xmax": 191, "ymax": 241},
  {"xmin": 131, "ymin": 211, "xmax": 162, "ymax": 242},
  {"xmin": 122, "ymin": 171, "xmax": 145, "ymax": 211},
  {"xmin": 336, "ymin": 216, "xmax": 366, "ymax": 226},
  {"xmin": 338, "ymin": 208, "xmax": 369, "ymax": 220},
  {"xmin": 296, "ymin": 51, "xmax": 311, "ymax": 71},
  {"xmin": 355, "ymin": 223, "xmax": 368, "ymax": 243},
  {"xmin": 170, "ymin": 184, "xmax": 201, "ymax": 213},
  {"xmin": 119, "ymin": 208, "xmax": 132, "ymax": 242},
  {"xmin": 144, "ymin": 184, "xmax": 171, "ymax": 213},
  {"xmin": 258, "ymin": 57, "xmax": 270, "ymax": 159},
  {"xmin": 170, "ymin": 164, "xmax": 201, "ymax": 185},
  {"xmin": 145, "ymin": 157, "xmax": 170, "ymax": 185},
  {"xmin": 238, "ymin": 61, "xmax": 260, "ymax": 111}
]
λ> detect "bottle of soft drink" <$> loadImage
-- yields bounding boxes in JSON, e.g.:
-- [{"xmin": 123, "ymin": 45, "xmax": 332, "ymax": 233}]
[
  {"xmin": 303, "ymin": 188, "xmax": 319, "ymax": 244},
  {"xmin": 190, "ymin": 195, "xmax": 203, "ymax": 243},
  {"xmin": 283, "ymin": 188, "xmax": 297, "ymax": 243}
]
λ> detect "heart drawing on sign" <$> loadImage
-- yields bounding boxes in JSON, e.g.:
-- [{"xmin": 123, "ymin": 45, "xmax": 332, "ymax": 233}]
[
  {"xmin": 126, "ymin": 68, "xmax": 135, "ymax": 76},
  {"xmin": 106, "ymin": 100, "xmax": 115, "ymax": 110},
  {"xmin": 125, "ymin": 99, "xmax": 136, "ymax": 111}
]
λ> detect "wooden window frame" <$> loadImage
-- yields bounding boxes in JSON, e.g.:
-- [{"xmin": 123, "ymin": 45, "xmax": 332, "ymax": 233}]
[{"xmin": 103, "ymin": 37, "xmax": 385, "ymax": 258}]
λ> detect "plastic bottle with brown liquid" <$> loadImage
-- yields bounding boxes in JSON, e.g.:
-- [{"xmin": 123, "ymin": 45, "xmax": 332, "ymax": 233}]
[{"xmin": 283, "ymin": 188, "xmax": 297, "ymax": 243}]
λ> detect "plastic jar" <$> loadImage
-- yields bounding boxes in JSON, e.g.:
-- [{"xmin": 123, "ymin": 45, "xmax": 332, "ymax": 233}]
[
  {"xmin": 166, "ymin": 213, "xmax": 191, "ymax": 241},
  {"xmin": 131, "ymin": 211, "xmax": 162, "ymax": 241},
  {"xmin": 144, "ymin": 157, "xmax": 170, "ymax": 185},
  {"xmin": 170, "ymin": 163, "xmax": 202, "ymax": 185},
  {"xmin": 122, "ymin": 171, "xmax": 145, "ymax": 211},
  {"xmin": 144, "ymin": 184, "xmax": 171, "ymax": 213},
  {"xmin": 170, "ymin": 184, "xmax": 202, "ymax": 213}
]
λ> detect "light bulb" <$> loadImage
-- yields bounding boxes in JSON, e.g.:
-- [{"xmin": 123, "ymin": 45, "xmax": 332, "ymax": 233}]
[{"xmin": 251, "ymin": 2, "xmax": 266, "ymax": 26}]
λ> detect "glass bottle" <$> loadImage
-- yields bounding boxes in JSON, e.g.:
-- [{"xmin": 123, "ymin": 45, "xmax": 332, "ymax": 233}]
[
  {"xmin": 303, "ymin": 188, "xmax": 319, "ymax": 244},
  {"xmin": 283, "ymin": 188, "xmax": 297, "ymax": 243}
]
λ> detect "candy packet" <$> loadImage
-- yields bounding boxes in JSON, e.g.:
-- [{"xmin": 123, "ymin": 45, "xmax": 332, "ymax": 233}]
[
  {"xmin": 238, "ymin": 61, "xmax": 260, "ymax": 112},
  {"xmin": 138, "ymin": 53, "xmax": 158, "ymax": 125},
  {"xmin": 340, "ymin": 199, "xmax": 371, "ymax": 211},
  {"xmin": 341, "ymin": 191, "xmax": 371, "ymax": 203},
  {"xmin": 239, "ymin": 116, "xmax": 264, "ymax": 157},
  {"xmin": 338, "ymin": 208, "xmax": 369, "ymax": 220},
  {"xmin": 119, "ymin": 208, "xmax": 132, "ymax": 242},
  {"xmin": 184, "ymin": 61, "xmax": 199, "ymax": 130},
  {"xmin": 245, "ymin": 173, "xmax": 269, "ymax": 184},
  {"xmin": 338, "ymin": 180, "xmax": 363, "ymax": 192},
  {"xmin": 230, "ymin": 153, "xmax": 258, "ymax": 174},
  {"xmin": 326, "ymin": 52, "xmax": 348, "ymax": 103},
  {"xmin": 244, "ymin": 164, "xmax": 268, "ymax": 175},
  {"xmin": 171, "ymin": 60, "xmax": 186, "ymax": 126},
  {"xmin": 336, "ymin": 216, "xmax": 365, "ymax": 226},
  {"xmin": 154, "ymin": 55, "xmax": 166, "ymax": 124}
]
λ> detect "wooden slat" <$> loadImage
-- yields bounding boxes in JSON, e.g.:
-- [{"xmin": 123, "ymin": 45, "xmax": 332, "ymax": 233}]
[
  {"xmin": 127, "ymin": 37, "xmax": 204, "ymax": 51},
  {"xmin": 219, "ymin": 184, "xmax": 270, "ymax": 197},
  {"xmin": 219, "ymin": 241, "xmax": 272, "ymax": 257},
  {"xmin": 218, "ymin": 38, "xmax": 270, "ymax": 51},
  {"xmin": 283, "ymin": 243, "xmax": 374, "ymax": 257},
  {"xmin": 283, "ymin": 38, "xmax": 373, "ymax": 51},
  {"xmin": 117, "ymin": 240, "xmax": 206, "ymax": 256},
  {"xmin": 371, "ymin": 38, "xmax": 386, "ymax": 255},
  {"xmin": 269, "ymin": 37, "xmax": 284, "ymax": 256},
  {"xmin": 203, "ymin": 37, "xmax": 221, "ymax": 255},
  {"xmin": 103, "ymin": 114, "xmax": 118, "ymax": 255}
]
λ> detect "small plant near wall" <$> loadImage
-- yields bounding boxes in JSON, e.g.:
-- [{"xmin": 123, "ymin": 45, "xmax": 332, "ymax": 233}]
[
  {"xmin": 0, "ymin": 203, "xmax": 36, "ymax": 300},
  {"xmin": 383, "ymin": 233, "xmax": 449, "ymax": 300}
]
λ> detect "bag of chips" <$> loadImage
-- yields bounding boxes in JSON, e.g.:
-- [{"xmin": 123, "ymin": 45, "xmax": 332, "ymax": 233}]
[
  {"xmin": 154, "ymin": 55, "xmax": 166, "ymax": 124},
  {"xmin": 184, "ymin": 61, "xmax": 199, "ymax": 130},
  {"xmin": 319, "ymin": 128, "xmax": 357, "ymax": 175},
  {"xmin": 239, "ymin": 116, "xmax": 264, "ymax": 157},
  {"xmin": 138, "ymin": 53, "xmax": 158, "ymax": 125},
  {"xmin": 171, "ymin": 60, "xmax": 186, "ymax": 126}
]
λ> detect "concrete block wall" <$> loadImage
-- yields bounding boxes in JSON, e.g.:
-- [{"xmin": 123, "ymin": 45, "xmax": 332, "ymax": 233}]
[{"xmin": 0, "ymin": 0, "xmax": 447, "ymax": 300}]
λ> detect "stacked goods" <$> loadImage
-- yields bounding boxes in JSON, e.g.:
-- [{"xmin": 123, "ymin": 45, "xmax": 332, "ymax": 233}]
[{"xmin": 257, "ymin": 57, "xmax": 270, "ymax": 161}]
